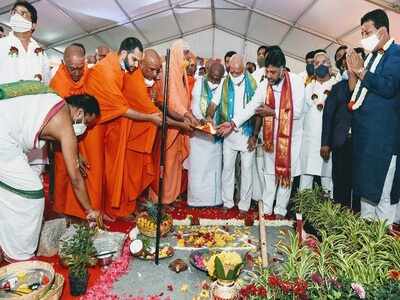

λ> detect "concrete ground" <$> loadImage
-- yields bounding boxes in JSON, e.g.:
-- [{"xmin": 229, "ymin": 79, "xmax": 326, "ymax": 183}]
[{"xmin": 113, "ymin": 225, "xmax": 291, "ymax": 299}]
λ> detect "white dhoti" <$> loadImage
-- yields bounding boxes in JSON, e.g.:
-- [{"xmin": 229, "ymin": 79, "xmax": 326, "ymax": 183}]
[
  {"xmin": 222, "ymin": 143, "xmax": 254, "ymax": 211},
  {"xmin": 262, "ymin": 174, "xmax": 292, "ymax": 215},
  {"xmin": 0, "ymin": 93, "xmax": 63, "ymax": 260},
  {"xmin": 188, "ymin": 132, "xmax": 222, "ymax": 207},
  {"xmin": 0, "ymin": 134, "xmax": 44, "ymax": 261},
  {"xmin": 360, "ymin": 155, "xmax": 397, "ymax": 225}
]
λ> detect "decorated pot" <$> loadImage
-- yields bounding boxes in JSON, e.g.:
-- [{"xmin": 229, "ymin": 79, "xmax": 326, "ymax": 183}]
[{"xmin": 210, "ymin": 279, "xmax": 240, "ymax": 300}]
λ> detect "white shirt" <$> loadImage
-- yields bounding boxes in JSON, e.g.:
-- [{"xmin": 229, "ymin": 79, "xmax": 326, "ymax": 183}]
[
  {"xmin": 252, "ymin": 67, "xmax": 265, "ymax": 84},
  {"xmin": 212, "ymin": 75, "xmax": 253, "ymax": 151},
  {"xmin": 0, "ymin": 32, "xmax": 50, "ymax": 84},
  {"xmin": 301, "ymin": 77, "xmax": 336, "ymax": 176},
  {"xmin": 232, "ymin": 73, "xmax": 305, "ymax": 176}
]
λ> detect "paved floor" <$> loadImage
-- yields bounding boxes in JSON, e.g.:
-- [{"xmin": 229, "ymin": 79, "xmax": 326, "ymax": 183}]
[{"xmin": 113, "ymin": 225, "xmax": 291, "ymax": 299}]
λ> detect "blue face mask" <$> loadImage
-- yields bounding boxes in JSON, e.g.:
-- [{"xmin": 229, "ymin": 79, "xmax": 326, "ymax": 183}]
[
  {"xmin": 315, "ymin": 64, "xmax": 329, "ymax": 78},
  {"xmin": 306, "ymin": 63, "xmax": 314, "ymax": 76}
]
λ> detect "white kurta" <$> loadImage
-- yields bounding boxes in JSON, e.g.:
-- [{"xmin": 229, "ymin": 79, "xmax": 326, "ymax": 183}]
[
  {"xmin": 0, "ymin": 32, "xmax": 51, "ymax": 84},
  {"xmin": 212, "ymin": 76, "xmax": 255, "ymax": 211},
  {"xmin": 233, "ymin": 73, "xmax": 305, "ymax": 177},
  {"xmin": 0, "ymin": 32, "xmax": 52, "ymax": 173},
  {"xmin": 188, "ymin": 77, "xmax": 223, "ymax": 207},
  {"xmin": 0, "ymin": 93, "xmax": 63, "ymax": 260},
  {"xmin": 233, "ymin": 73, "xmax": 305, "ymax": 215},
  {"xmin": 252, "ymin": 67, "xmax": 265, "ymax": 84},
  {"xmin": 300, "ymin": 78, "xmax": 336, "ymax": 177}
]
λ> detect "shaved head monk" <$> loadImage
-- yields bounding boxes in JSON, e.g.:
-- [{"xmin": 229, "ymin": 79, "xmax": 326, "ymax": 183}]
[
  {"xmin": 85, "ymin": 38, "xmax": 163, "ymax": 219},
  {"xmin": 50, "ymin": 44, "xmax": 104, "ymax": 219},
  {"xmin": 96, "ymin": 45, "xmax": 110, "ymax": 61}
]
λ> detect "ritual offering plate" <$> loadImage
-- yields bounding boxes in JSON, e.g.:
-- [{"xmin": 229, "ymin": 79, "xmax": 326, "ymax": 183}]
[
  {"xmin": 189, "ymin": 249, "xmax": 214, "ymax": 273},
  {"xmin": 194, "ymin": 122, "xmax": 217, "ymax": 135},
  {"xmin": 130, "ymin": 238, "xmax": 174, "ymax": 261},
  {"xmin": 0, "ymin": 261, "xmax": 54, "ymax": 299}
]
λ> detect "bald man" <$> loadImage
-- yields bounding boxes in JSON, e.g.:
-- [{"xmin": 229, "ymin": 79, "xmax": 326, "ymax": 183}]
[
  {"xmin": 96, "ymin": 45, "xmax": 110, "ymax": 61},
  {"xmin": 188, "ymin": 62, "xmax": 224, "ymax": 207},
  {"xmin": 207, "ymin": 54, "xmax": 257, "ymax": 212},
  {"xmin": 86, "ymin": 54, "xmax": 97, "ymax": 68},
  {"xmin": 50, "ymin": 44, "xmax": 103, "ymax": 219}
]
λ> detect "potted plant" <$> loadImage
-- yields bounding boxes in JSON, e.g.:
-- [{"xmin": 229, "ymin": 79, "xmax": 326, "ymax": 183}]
[
  {"xmin": 60, "ymin": 224, "xmax": 97, "ymax": 296},
  {"xmin": 206, "ymin": 251, "xmax": 243, "ymax": 299}
]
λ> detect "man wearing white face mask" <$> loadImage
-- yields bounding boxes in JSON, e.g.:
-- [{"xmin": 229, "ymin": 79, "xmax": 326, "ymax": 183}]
[
  {"xmin": 207, "ymin": 54, "xmax": 257, "ymax": 212},
  {"xmin": 188, "ymin": 62, "xmax": 225, "ymax": 207},
  {"xmin": 346, "ymin": 9, "xmax": 400, "ymax": 225},
  {"xmin": 0, "ymin": 1, "xmax": 52, "ymax": 178},
  {"xmin": 0, "ymin": 92, "xmax": 100, "ymax": 262}
]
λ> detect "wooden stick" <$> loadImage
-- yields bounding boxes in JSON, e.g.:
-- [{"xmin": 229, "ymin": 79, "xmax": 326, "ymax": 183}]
[
  {"xmin": 258, "ymin": 200, "xmax": 268, "ymax": 268},
  {"xmin": 155, "ymin": 48, "xmax": 171, "ymax": 265}
]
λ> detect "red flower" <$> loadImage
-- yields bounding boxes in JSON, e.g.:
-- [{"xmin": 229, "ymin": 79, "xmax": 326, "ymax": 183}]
[
  {"xmin": 268, "ymin": 275, "xmax": 281, "ymax": 287},
  {"xmin": 9, "ymin": 46, "xmax": 18, "ymax": 56},
  {"xmin": 293, "ymin": 279, "xmax": 308, "ymax": 295},
  {"xmin": 279, "ymin": 281, "xmax": 292, "ymax": 294},
  {"xmin": 389, "ymin": 269, "xmax": 400, "ymax": 281},
  {"xmin": 34, "ymin": 47, "xmax": 44, "ymax": 55},
  {"xmin": 311, "ymin": 272, "xmax": 323, "ymax": 285}
]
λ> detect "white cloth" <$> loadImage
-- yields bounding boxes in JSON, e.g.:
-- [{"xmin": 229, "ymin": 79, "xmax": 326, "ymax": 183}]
[
  {"xmin": 0, "ymin": 93, "xmax": 63, "ymax": 260},
  {"xmin": 360, "ymin": 156, "xmax": 397, "ymax": 225},
  {"xmin": 301, "ymin": 78, "xmax": 336, "ymax": 177},
  {"xmin": 222, "ymin": 145, "xmax": 254, "ymax": 211},
  {"xmin": 298, "ymin": 70, "xmax": 308, "ymax": 84},
  {"xmin": 232, "ymin": 73, "xmax": 305, "ymax": 177},
  {"xmin": 0, "ymin": 31, "xmax": 52, "ymax": 170},
  {"xmin": 212, "ymin": 76, "xmax": 255, "ymax": 210},
  {"xmin": 0, "ymin": 31, "xmax": 51, "ymax": 84},
  {"xmin": 252, "ymin": 67, "xmax": 265, "ymax": 84},
  {"xmin": 263, "ymin": 175, "xmax": 293, "ymax": 216},
  {"xmin": 188, "ymin": 78, "xmax": 223, "ymax": 207},
  {"xmin": 299, "ymin": 174, "xmax": 333, "ymax": 197}
]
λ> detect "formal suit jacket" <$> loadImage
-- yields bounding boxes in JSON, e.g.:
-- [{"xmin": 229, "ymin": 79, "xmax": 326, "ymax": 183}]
[
  {"xmin": 321, "ymin": 79, "xmax": 352, "ymax": 149},
  {"xmin": 352, "ymin": 42, "xmax": 400, "ymax": 205}
]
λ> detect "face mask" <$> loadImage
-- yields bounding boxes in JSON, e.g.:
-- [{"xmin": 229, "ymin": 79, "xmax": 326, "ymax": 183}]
[
  {"xmin": 341, "ymin": 70, "xmax": 349, "ymax": 81},
  {"xmin": 257, "ymin": 56, "xmax": 265, "ymax": 68},
  {"xmin": 72, "ymin": 118, "xmax": 87, "ymax": 136},
  {"xmin": 144, "ymin": 78, "xmax": 155, "ymax": 87},
  {"xmin": 315, "ymin": 64, "xmax": 330, "ymax": 78},
  {"xmin": 231, "ymin": 74, "xmax": 244, "ymax": 85},
  {"xmin": 10, "ymin": 13, "xmax": 32, "ymax": 33},
  {"xmin": 87, "ymin": 63, "xmax": 95, "ymax": 69},
  {"xmin": 306, "ymin": 63, "xmax": 314, "ymax": 76},
  {"xmin": 361, "ymin": 33, "xmax": 379, "ymax": 52}
]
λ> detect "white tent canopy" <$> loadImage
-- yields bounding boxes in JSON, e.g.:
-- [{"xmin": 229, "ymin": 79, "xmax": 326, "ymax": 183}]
[{"xmin": 1, "ymin": 0, "xmax": 399, "ymax": 73}]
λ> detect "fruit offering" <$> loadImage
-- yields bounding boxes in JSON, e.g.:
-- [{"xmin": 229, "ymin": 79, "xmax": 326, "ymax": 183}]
[{"xmin": 136, "ymin": 201, "xmax": 173, "ymax": 237}]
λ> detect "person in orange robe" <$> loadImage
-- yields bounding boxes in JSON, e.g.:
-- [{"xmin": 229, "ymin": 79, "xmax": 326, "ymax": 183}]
[
  {"xmin": 50, "ymin": 44, "xmax": 103, "ymax": 219},
  {"xmin": 151, "ymin": 40, "xmax": 200, "ymax": 204},
  {"xmin": 85, "ymin": 37, "xmax": 163, "ymax": 218}
]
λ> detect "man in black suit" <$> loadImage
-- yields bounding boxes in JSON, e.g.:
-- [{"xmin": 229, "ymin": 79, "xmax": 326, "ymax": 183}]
[{"xmin": 321, "ymin": 47, "xmax": 366, "ymax": 211}]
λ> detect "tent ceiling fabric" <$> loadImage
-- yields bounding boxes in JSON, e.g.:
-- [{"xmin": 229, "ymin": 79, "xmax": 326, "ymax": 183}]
[{"xmin": 0, "ymin": 0, "xmax": 399, "ymax": 72}]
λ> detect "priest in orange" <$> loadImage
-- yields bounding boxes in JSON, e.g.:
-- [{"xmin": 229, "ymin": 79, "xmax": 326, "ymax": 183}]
[
  {"xmin": 51, "ymin": 44, "xmax": 103, "ymax": 219},
  {"xmin": 85, "ymin": 37, "xmax": 163, "ymax": 218},
  {"xmin": 152, "ymin": 40, "xmax": 199, "ymax": 204}
]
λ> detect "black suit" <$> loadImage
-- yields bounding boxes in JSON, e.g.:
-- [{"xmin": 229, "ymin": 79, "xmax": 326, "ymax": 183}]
[{"xmin": 322, "ymin": 79, "xmax": 359, "ymax": 211}]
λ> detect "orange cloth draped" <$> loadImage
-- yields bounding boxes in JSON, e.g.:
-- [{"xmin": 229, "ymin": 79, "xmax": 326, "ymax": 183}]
[
  {"xmin": 50, "ymin": 64, "xmax": 103, "ymax": 219},
  {"xmin": 85, "ymin": 52, "xmax": 133, "ymax": 217},
  {"xmin": 150, "ymin": 40, "xmax": 191, "ymax": 204},
  {"xmin": 187, "ymin": 75, "xmax": 195, "ymax": 102},
  {"xmin": 263, "ymin": 70, "xmax": 293, "ymax": 187},
  {"xmin": 104, "ymin": 69, "xmax": 159, "ymax": 217}
]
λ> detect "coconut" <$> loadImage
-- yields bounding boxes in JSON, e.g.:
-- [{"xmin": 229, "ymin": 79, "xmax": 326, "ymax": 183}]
[{"xmin": 129, "ymin": 239, "xmax": 143, "ymax": 256}]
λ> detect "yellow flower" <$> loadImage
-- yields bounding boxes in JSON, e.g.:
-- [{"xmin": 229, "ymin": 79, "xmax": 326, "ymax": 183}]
[
  {"xmin": 206, "ymin": 251, "xmax": 242, "ymax": 278},
  {"xmin": 199, "ymin": 289, "xmax": 209, "ymax": 298},
  {"xmin": 177, "ymin": 239, "xmax": 185, "ymax": 247}
]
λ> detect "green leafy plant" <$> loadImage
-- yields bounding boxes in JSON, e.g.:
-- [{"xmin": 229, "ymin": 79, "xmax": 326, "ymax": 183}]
[{"xmin": 60, "ymin": 224, "xmax": 97, "ymax": 278}]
